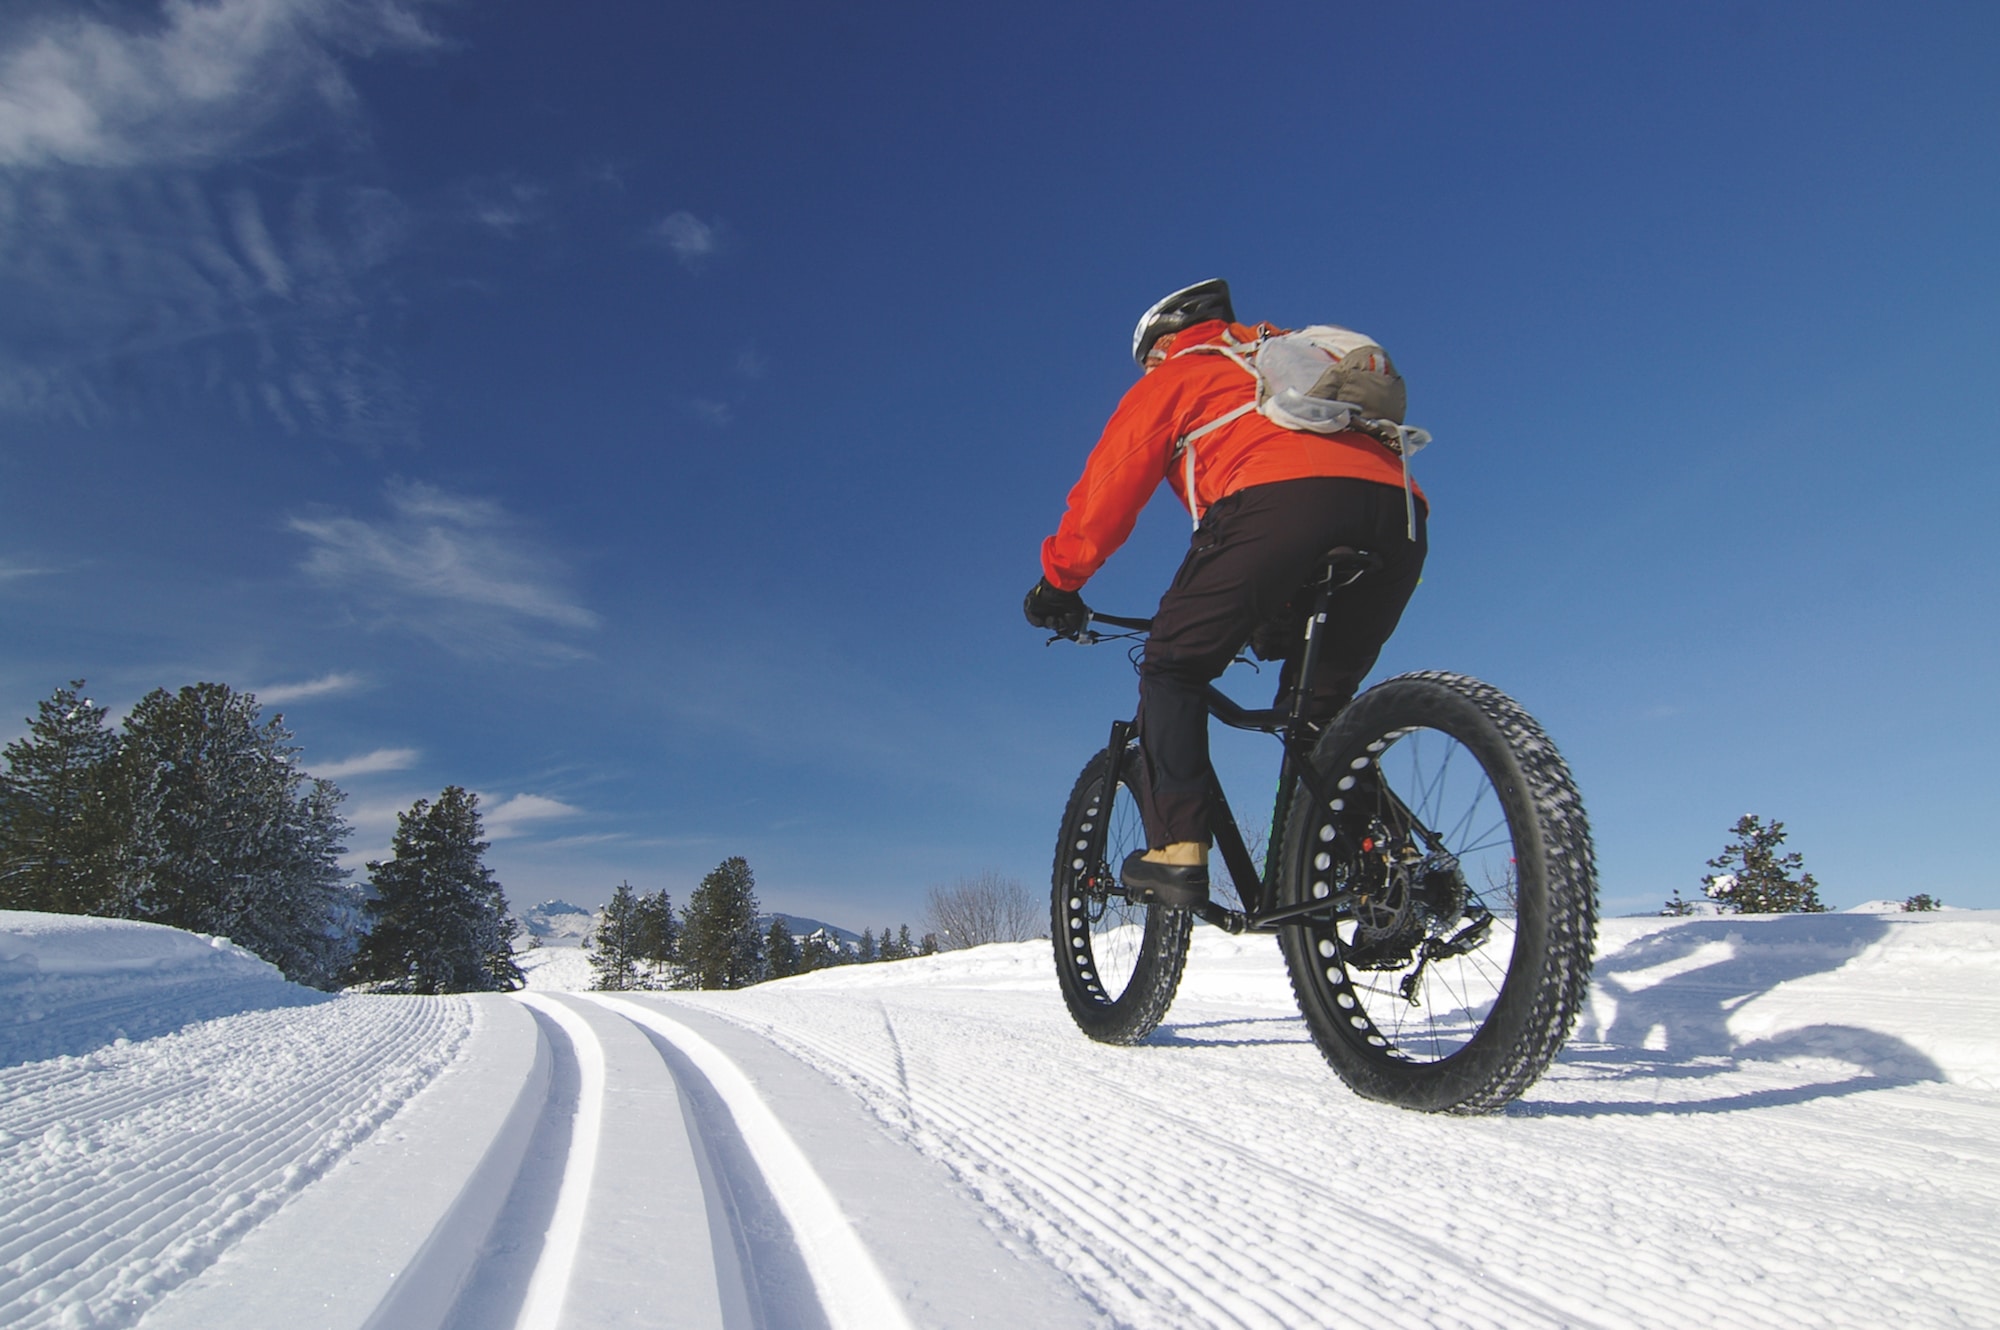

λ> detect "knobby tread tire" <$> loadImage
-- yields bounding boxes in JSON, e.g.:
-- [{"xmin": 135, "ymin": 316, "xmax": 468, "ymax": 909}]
[
  {"xmin": 1051, "ymin": 745, "xmax": 1193, "ymax": 1044},
  {"xmin": 1278, "ymin": 671, "xmax": 1598, "ymax": 1113}
]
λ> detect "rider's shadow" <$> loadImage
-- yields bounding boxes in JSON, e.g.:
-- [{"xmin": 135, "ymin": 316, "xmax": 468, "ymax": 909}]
[{"xmin": 1527, "ymin": 913, "xmax": 1944, "ymax": 1117}]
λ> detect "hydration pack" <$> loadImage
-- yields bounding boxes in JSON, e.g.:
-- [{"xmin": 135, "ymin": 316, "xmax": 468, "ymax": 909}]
[{"xmin": 1171, "ymin": 324, "xmax": 1431, "ymax": 536}]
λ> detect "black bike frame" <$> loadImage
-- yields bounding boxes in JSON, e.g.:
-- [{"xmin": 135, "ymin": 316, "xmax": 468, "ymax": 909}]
[{"xmin": 1087, "ymin": 549, "xmax": 1377, "ymax": 937}]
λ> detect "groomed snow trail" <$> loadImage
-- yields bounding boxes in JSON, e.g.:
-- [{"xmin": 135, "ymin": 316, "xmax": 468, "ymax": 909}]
[
  {"xmin": 5, "ymin": 909, "xmax": 1999, "ymax": 1328},
  {"xmin": 0, "ymin": 916, "xmax": 476, "ymax": 1329},
  {"xmin": 669, "ymin": 912, "xmax": 2000, "ymax": 1330}
]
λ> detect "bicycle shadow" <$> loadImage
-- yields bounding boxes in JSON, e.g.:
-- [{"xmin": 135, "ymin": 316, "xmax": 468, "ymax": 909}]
[{"xmin": 1524, "ymin": 913, "xmax": 1944, "ymax": 1117}]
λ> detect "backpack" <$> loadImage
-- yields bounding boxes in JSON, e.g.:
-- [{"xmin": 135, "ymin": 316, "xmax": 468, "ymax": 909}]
[{"xmin": 1169, "ymin": 324, "xmax": 1431, "ymax": 535}]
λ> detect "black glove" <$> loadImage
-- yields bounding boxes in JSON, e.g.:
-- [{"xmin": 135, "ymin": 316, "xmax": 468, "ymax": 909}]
[{"xmin": 1023, "ymin": 577, "xmax": 1090, "ymax": 635}]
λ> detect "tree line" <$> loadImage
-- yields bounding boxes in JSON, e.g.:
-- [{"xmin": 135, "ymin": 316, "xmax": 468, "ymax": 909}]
[
  {"xmin": 5, "ymin": 679, "xmax": 1056, "ymax": 998},
  {"xmin": 585, "ymin": 856, "xmax": 941, "ymax": 991},
  {"xmin": 0, "ymin": 679, "xmax": 521, "ymax": 993}
]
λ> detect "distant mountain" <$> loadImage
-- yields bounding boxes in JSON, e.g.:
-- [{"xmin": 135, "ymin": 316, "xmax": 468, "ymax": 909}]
[
  {"xmin": 517, "ymin": 903, "xmax": 867, "ymax": 951},
  {"xmin": 518, "ymin": 899, "xmax": 595, "ymax": 947},
  {"xmin": 759, "ymin": 913, "xmax": 861, "ymax": 946}
]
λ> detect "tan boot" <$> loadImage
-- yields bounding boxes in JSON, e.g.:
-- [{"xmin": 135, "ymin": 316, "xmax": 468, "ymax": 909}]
[
  {"xmin": 1142, "ymin": 841, "xmax": 1208, "ymax": 867},
  {"xmin": 1120, "ymin": 842, "xmax": 1210, "ymax": 908}
]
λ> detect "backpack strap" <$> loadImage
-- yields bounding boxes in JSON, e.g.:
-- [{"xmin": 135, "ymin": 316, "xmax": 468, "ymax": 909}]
[{"xmin": 1164, "ymin": 328, "xmax": 1265, "ymax": 528}]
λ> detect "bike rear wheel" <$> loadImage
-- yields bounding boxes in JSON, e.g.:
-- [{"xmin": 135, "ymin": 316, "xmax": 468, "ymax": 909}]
[
  {"xmin": 1052, "ymin": 743, "xmax": 1192, "ymax": 1043},
  {"xmin": 1278, "ymin": 672, "xmax": 1597, "ymax": 1113}
]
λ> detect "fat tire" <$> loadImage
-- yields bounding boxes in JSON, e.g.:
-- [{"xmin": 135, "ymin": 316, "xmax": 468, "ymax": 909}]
[
  {"xmin": 1051, "ymin": 744, "xmax": 1193, "ymax": 1044},
  {"xmin": 1278, "ymin": 672, "xmax": 1598, "ymax": 1113}
]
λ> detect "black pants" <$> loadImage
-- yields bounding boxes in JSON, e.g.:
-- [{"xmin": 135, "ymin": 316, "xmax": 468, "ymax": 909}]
[{"xmin": 1137, "ymin": 477, "xmax": 1428, "ymax": 848}]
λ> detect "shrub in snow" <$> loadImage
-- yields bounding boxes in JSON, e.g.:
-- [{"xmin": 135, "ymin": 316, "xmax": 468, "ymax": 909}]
[
  {"xmin": 347, "ymin": 786, "xmax": 522, "ymax": 993},
  {"xmin": 1699, "ymin": 814, "xmax": 1826, "ymax": 914},
  {"xmin": 1904, "ymin": 893, "xmax": 1941, "ymax": 912},
  {"xmin": 924, "ymin": 871, "xmax": 1042, "ymax": 949}
]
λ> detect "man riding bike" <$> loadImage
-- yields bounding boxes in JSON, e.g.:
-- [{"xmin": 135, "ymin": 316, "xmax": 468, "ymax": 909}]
[{"xmin": 1024, "ymin": 279, "xmax": 1428, "ymax": 911}]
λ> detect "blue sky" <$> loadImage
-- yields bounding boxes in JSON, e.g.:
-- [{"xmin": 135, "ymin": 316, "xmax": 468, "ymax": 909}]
[{"xmin": 2, "ymin": 0, "xmax": 1995, "ymax": 924}]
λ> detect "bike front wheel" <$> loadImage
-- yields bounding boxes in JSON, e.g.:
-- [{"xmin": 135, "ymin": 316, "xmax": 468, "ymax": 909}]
[
  {"xmin": 1277, "ymin": 672, "xmax": 1598, "ymax": 1113},
  {"xmin": 1052, "ymin": 743, "xmax": 1192, "ymax": 1044}
]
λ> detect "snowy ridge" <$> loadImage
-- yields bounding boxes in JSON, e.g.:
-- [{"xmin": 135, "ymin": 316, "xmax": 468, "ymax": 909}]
[{"xmin": 3, "ymin": 908, "xmax": 1998, "ymax": 1328}]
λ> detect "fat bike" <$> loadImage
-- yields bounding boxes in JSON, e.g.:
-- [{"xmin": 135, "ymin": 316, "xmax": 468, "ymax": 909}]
[{"xmin": 1050, "ymin": 547, "xmax": 1598, "ymax": 1114}]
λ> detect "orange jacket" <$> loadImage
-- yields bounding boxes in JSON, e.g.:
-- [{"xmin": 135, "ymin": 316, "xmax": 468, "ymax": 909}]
[{"xmin": 1039, "ymin": 320, "xmax": 1426, "ymax": 591}]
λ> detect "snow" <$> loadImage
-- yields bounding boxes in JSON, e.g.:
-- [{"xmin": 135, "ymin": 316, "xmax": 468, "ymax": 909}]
[{"xmin": 4, "ymin": 907, "xmax": 1998, "ymax": 1328}]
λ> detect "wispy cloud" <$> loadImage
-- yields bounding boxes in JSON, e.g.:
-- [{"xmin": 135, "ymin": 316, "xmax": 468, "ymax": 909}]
[
  {"xmin": 0, "ymin": 0, "xmax": 443, "ymax": 170},
  {"xmin": 0, "ymin": 558, "xmax": 60, "ymax": 582},
  {"xmin": 314, "ymin": 746, "xmax": 420, "ymax": 779},
  {"xmin": 0, "ymin": 1, "xmax": 433, "ymax": 444},
  {"xmin": 463, "ymin": 176, "xmax": 546, "ymax": 238},
  {"xmin": 483, "ymin": 792, "xmax": 583, "ymax": 839},
  {"xmin": 691, "ymin": 398, "xmax": 734, "ymax": 426},
  {"xmin": 256, "ymin": 670, "xmax": 365, "ymax": 703},
  {"xmin": 651, "ymin": 209, "xmax": 723, "ymax": 270},
  {"xmin": 290, "ymin": 479, "xmax": 600, "ymax": 658}
]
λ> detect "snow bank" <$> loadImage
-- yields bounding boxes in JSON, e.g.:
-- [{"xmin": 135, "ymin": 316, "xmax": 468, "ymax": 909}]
[{"xmin": 1, "ymin": 910, "xmax": 311, "ymax": 1066}]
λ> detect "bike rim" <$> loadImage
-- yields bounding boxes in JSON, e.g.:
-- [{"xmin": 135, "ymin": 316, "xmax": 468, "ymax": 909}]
[
  {"xmin": 1059, "ymin": 774, "xmax": 1151, "ymax": 1005},
  {"xmin": 1300, "ymin": 725, "xmax": 1525, "ymax": 1064}
]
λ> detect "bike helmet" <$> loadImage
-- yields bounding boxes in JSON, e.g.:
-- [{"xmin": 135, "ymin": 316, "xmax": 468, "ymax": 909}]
[{"xmin": 1131, "ymin": 278, "xmax": 1234, "ymax": 368}]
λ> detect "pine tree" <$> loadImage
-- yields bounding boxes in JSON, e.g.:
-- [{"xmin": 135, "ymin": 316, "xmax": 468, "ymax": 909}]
[
  {"xmin": 588, "ymin": 881, "xmax": 642, "ymax": 991},
  {"xmin": 918, "ymin": 932, "xmax": 940, "ymax": 956},
  {"xmin": 0, "ymin": 682, "xmax": 133, "ymax": 914},
  {"xmin": 348, "ymin": 786, "xmax": 522, "ymax": 993},
  {"xmin": 633, "ymin": 888, "xmax": 678, "ymax": 987},
  {"xmin": 677, "ymin": 856, "xmax": 763, "ymax": 989},
  {"xmin": 857, "ymin": 927, "xmax": 877, "ymax": 963},
  {"xmin": 1701, "ymin": 814, "xmax": 1826, "ymax": 914},
  {"xmin": 765, "ymin": 917, "xmax": 800, "ymax": 979},
  {"xmin": 1903, "ymin": 893, "xmax": 1940, "ymax": 912},
  {"xmin": 119, "ymin": 683, "xmax": 357, "ymax": 987},
  {"xmin": 896, "ymin": 923, "xmax": 914, "ymax": 958}
]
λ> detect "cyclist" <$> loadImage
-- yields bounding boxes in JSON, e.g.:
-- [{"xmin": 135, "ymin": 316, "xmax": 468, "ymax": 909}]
[{"xmin": 1024, "ymin": 279, "xmax": 1428, "ymax": 910}]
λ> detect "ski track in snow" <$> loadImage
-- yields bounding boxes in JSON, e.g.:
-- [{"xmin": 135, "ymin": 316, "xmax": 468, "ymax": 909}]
[{"xmin": 3, "ymin": 909, "xmax": 1999, "ymax": 1328}]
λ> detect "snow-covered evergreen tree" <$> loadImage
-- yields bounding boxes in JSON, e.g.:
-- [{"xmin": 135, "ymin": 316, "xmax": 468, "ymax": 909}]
[
  {"xmin": 119, "ymin": 683, "xmax": 357, "ymax": 987},
  {"xmin": 348, "ymin": 786, "xmax": 522, "ymax": 993},
  {"xmin": 677, "ymin": 856, "xmax": 763, "ymax": 989},
  {"xmin": 1702, "ymin": 814, "xmax": 1825, "ymax": 914},
  {"xmin": 0, "ymin": 682, "xmax": 133, "ymax": 914}
]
